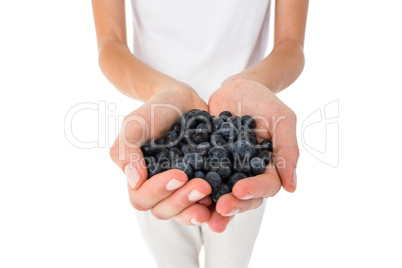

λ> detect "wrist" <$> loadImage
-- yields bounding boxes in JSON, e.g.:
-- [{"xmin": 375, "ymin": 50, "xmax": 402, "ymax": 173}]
[
  {"xmin": 137, "ymin": 76, "xmax": 192, "ymax": 101},
  {"xmin": 222, "ymin": 72, "xmax": 276, "ymax": 93},
  {"xmin": 153, "ymin": 81, "xmax": 202, "ymax": 110}
]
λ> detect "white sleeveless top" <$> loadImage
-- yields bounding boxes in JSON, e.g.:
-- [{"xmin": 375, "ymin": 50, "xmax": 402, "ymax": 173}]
[{"xmin": 131, "ymin": 0, "xmax": 271, "ymax": 102}]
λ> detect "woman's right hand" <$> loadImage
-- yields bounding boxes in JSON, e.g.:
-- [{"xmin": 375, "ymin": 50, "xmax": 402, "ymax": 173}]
[{"xmin": 109, "ymin": 83, "xmax": 213, "ymax": 225}]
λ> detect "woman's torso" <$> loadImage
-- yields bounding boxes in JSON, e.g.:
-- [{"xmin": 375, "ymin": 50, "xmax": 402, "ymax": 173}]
[{"xmin": 131, "ymin": 0, "xmax": 271, "ymax": 102}]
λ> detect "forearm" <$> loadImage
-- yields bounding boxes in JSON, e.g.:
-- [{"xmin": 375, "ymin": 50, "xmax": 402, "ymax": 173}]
[
  {"xmin": 98, "ymin": 39, "xmax": 180, "ymax": 101},
  {"xmin": 235, "ymin": 39, "xmax": 305, "ymax": 94}
]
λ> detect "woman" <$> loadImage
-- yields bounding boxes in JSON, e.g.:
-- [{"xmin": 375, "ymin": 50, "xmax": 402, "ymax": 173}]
[{"xmin": 91, "ymin": 0, "xmax": 308, "ymax": 267}]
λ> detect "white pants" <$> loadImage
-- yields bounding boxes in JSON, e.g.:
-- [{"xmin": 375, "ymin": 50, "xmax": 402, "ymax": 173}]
[{"xmin": 135, "ymin": 199, "xmax": 267, "ymax": 268}]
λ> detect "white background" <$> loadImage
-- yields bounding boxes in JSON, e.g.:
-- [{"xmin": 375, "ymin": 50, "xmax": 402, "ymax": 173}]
[{"xmin": 1, "ymin": 0, "xmax": 402, "ymax": 267}]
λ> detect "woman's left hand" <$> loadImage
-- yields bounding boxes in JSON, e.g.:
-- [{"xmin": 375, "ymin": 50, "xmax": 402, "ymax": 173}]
[{"xmin": 206, "ymin": 75, "xmax": 299, "ymax": 232}]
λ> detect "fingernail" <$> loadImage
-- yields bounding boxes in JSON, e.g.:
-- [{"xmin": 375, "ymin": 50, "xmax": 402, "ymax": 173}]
[
  {"xmin": 125, "ymin": 164, "xmax": 140, "ymax": 189},
  {"xmin": 292, "ymin": 168, "xmax": 297, "ymax": 188},
  {"xmin": 188, "ymin": 189, "xmax": 205, "ymax": 201},
  {"xmin": 225, "ymin": 207, "xmax": 240, "ymax": 217},
  {"xmin": 229, "ymin": 215, "xmax": 235, "ymax": 222},
  {"xmin": 190, "ymin": 218, "xmax": 202, "ymax": 225},
  {"xmin": 239, "ymin": 193, "xmax": 255, "ymax": 200},
  {"xmin": 166, "ymin": 178, "xmax": 185, "ymax": 191}
]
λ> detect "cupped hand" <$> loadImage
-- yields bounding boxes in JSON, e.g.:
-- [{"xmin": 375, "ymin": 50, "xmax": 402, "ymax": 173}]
[
  {"xmin": 206, "ymin": 76, "xmax": 299, "ymax": 232},
  {"xmin": 110, "ymin": 84, "xmax": 213, "ymax": 226}
]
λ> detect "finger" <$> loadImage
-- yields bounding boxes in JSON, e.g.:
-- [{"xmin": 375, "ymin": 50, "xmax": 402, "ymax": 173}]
[
  {"xmin": 171, "ymin": 203, "xmax": 211, "ymax": 225},
  {"xmin": 110, "ymin": 109, "xmax": 150, "ymax": 190},
  {"xmin": 275, "ymin": 146, "xmax": 299, "ymax": 192},
  {"xmin": 198, "ymin": 196, "xmax": 213, "ymax": 207},
  {"xmin": 128, "ymin": 169, "xmax": 188, "ymax": 211},
  {"xmin": 208, "ymin": 90, "xmax": 234, "ymax": 117},
  {"xmin": 231, "ymin": 165, "xmax": 281, "ymax": 200},
  {"xmin": 270, "ymin": 109, "xmax": 299, "ymax": 192},
  {"xmin": 205, "ymin": 203, "xmax": 233, "ymax": 233},
  {"xmin": 150, "ymin": 179, "xmax": 211, "ymax": 220},
  {"xmin": 215, "ymin": 192, "xmax": 264, "ymax": 217}
]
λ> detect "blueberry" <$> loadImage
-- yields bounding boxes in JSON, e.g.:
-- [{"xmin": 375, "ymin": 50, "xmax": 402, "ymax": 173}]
[
  {"xmin": 171, "ymin": 156, "xmax": 184, "ymax": 166},
  {"xmin": 208, "ymin": 146, "xmax": 229, "ymax": 159},
  {"xmin": 191, "ymin": 131, "xmax": 210, "ymax": 144},
  {"xmin": 254, "ymin": 146, "xmax": 262, "ymax": 156},
  {"xmin": 157, "ymin": 146, "xmax": 168, "ymax": 155},
  {"xmin": 203, "ymin": 172, "xmax": 222, "ymax": 193},
  {"xmin": 165, "ymin": 130, "xmax": 179, "ymax": 139},
  {"xmin": 220, "ymin": 122, "xmax": 239, "ymax": 140},
  {"xmin": 232, "ymin": 140, "xmax": 255, "ymax": 160},
  {"xmin": 183, "ymin": 153, "xmax": 204, "ymax": 171},
  {"xmin": 196, "ymin": 142, "xmax": 212, "ymax": 156},
  {"xmin": 172, "ymin": 162, "xmax": 193, "ymax": 179},
  {"xmin": 211, "ymin": 183, "xmax": 231, "ymax": 203},
  {"xmin": 257, "ymin": 150, "xmax": 271, "ymax": 165},
  {"xmin": 194, "ymin": 110, "xmax": 212, "ymax": 123},
  {"xmin": 160, "ymin": 158, "xmax": 171, "ymax": 170},
  {"xmin": 144, "ymin": 112, "xmax": 270, "ymax": 189},
  {"xmin": 147, "ymin": 163, "xmax": 165, "ymax": 178},
  {"xmin": 141, "ymin": 141, "xmax": 159, "ymax": 156},
  {"xmin": 203, "ymin": 157, "xmax": 212, "ymax": 172},
  {"xmin": 250, "ymin": 138, "xmax": 258, "ymax": 146},
  {"xmin": 165, "ymin": 136, "xmax": 180, "ymax": 149},
  {"xmin": 180, "ymin": 130, "xmax": 192, "ymax": 144},
  {"xmin": 236, "ymin": 131, "xmax": 250, "ymax": 141},
  {"xmin": 186, "ymin": 117, "xmax": 199, "ymax": 129},
  {"xmin": 250, "ymin": 157, "xmax": 266, "ymax": 175},
  {"xmin": 155, "ymin": 151, "xmax": 169, "ymax": 163},
  {"xmin": 212, "ymin": 117, "xmax": 224, "ymax": 132},
  {"xmin": 239, "ymin": 125, "xmax": 249, "ymax": 132},
  {"xmin": 260, "ymin": 139, "xmax": 273, "ymax": 152},
  {"xmin": 241, "ymin": 115, "xmax": 256, "ymax": 129},
  {"xmin": 208, "ymin": 157, "xmax": 232, "ymax": 170},
  {"xmin": 170, "ymin": 122, "xmax": 181, "ymax": 132},
  {"xmin": 219, "ymin": 157, "xmax": 233, "ymax": 168},
  {"xmin": 219, "ymin": 111, "xmax": 232, "ymax": 121},
  {"xmin": 228, "ymin": 173, "xmax": 247, "ymax": 190},
  {"xmin": 144, "ymin": 156, "xmax": 156, "ymax": 167},
  {"xmin": 249, "ymin": 130, "xmax": 257, "ymax": 139},
  {"xmin": 208, "ymin": 157, "xmax": 232, "ymax": 182},
  {"xmin": 196, "ymin": 122, "xmax": 212, "ymax": 132},
  {"xmin": 181, "ymin": 144, "xmax": 196, "ymax": 155},
  {"xmin": 211, "ymin": 165, "xmax": 232, "ymax": 182},
  {"xmin": 233, "ymin": 159, "xmax": 252, "ymax": 176},
  {"xmin": 168, "ymin": 147, "xmax": 182, "ymax": 161},
  {"xmin": 208, "ymin": 157, "xmax": 221, "ymax": 169},
  {"xmin": 210, "ymin": 132, "xmax": 228, "ymax": 147},
  {"xmin": 237, "ymin": 131, "xmax": 247, "ymax": 139},
  {"xmin": 237, "ymin": 131, "xmax": 257, "ymax": 145},
  {"xmin": 227, "ymin": 140, "xmax": 235, "ymax": 153},
  {"xmin": 193, "ymin": 170, "xmax": 206, "ymax": 179},
  {"xmin": 155, "ymin": 138, "xmax": 165, "ymax": 145},
  {"xmin": 177, "ymin": 141, "xmax": 187, "ymax": 149},
  {"xmin": 227, "ymin": 116, "xmax": 241, "ymax": 129},
  {"xmin": 180, "ymin": 114, "xmax": 197, "ymax": 129}
]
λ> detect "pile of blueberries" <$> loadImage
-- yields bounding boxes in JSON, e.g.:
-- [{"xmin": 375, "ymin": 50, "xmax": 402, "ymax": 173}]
[{"xmin": 141, "ymin": 110, "xmax": 273, "ymax": 203}]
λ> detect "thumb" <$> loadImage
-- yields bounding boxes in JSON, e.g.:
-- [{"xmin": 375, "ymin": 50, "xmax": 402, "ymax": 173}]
[
  {"xmin": 110, "ymin": 111, "xmax": 149, "ymax": 190},
  {"xmin": 275, "ymin": 145, "xmax": 299, "ymax": 192},
  {"xmin": 271, "ymin": 110, "xmax": 299, "ymax": 193}
]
